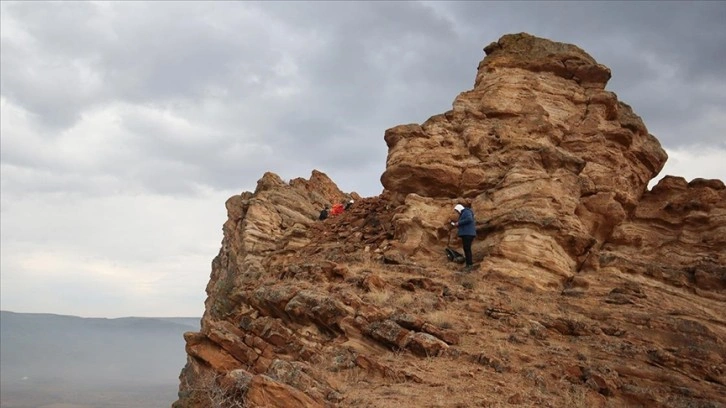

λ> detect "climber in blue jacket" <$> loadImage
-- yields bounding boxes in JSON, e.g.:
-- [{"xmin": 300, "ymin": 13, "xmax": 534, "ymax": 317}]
[{"xmin": 452, "ymin": 203, "xmax": 476, "ymax": 271}]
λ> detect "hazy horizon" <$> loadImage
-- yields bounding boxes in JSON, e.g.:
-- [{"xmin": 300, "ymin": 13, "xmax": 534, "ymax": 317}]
[
  {"xmin": 0, "ymin": 311, "xmax": 197, "ymax": 408},
  {"xmin": 0, "ymin": 309, "xmax": 201, "ymax": 319}
]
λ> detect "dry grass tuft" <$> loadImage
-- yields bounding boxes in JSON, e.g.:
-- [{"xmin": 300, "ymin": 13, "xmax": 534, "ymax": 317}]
[
  {"xmin": 393, "ymin": 292, "xmax": 415, "ymax": 309},
  {"xmin": 365, "ymin": 289, "xmax": 392, "ymax": 305},
  {"xmin": 424, "ymin": 310, "xmax": 456, "ymax": 330},
  {"xmin": 461, "ymin": 278, "xmax": 476, "ymax": 290},
  {"xmin": 419, "ymin": 293, "xmax": 441, "ymax": 312}
]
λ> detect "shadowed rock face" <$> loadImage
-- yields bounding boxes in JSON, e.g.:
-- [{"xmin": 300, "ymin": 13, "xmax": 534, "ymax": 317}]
[
  {"xmin": 600, "ymin": 176, "xmax": 726, "ymax": 293},
  {"xmin": 174, "ymin": 33, "xmax": 725, "ymax": 408}
]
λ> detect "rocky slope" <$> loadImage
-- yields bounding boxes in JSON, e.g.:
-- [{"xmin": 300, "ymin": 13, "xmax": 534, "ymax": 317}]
[{"xmin": 173, "ymin": 33, "xmax": 725, "ymax": 408}]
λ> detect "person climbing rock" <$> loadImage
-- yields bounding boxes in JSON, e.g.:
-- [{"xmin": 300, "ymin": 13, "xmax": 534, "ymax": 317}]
[
  {"xmin": 318, "ymin": 205, "xmax": 330, "ymax": 220},
  {"xmin": 452, "ymin": 203, "xmax": 476, "ymax": 272},
  {"xmin": 330, "ymin": 202, "xmax": 345, "ymax": 217},
  {"xmin": 345, "ymin": 199, "xmax": 354, "ymax": 210}
]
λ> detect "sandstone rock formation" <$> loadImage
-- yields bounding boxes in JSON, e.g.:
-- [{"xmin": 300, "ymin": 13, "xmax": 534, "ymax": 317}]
[
  {"xmin": 380, "ymin": 32, "xmax": 668, "ymax": 290},
  {"xmin": 174, "ymin": 33, "xmax": 725, "ymax": 408}
]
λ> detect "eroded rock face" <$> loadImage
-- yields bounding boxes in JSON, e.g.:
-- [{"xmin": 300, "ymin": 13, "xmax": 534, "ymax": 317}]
[
  {"xmin": 175, "ymin": 34, "xmax": 725, "ymax": 408},
  {"xmin": 381, "ymin": 32, "xmax": 668, "ymax": 289},
  {"xmin": 599, "ymin": 176, "xmax": 726, "ymax": 294},
  {"xmin": 207, "ymin": 170, "xmax": 352, "ymax": 320}
]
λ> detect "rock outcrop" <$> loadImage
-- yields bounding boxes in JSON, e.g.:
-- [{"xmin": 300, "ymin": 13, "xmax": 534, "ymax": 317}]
[
  {"xmin": 381, "ymin": 32, "xmax": 668, "ymax": 290},
  {"xmin": 174, "ymin": 33, "xmax": 725, "ymax": 408}
]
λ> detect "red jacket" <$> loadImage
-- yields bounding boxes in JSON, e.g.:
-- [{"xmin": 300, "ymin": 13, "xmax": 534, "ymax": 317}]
[{"xmin": 330, "ymin": 203, "xmax": 344, "ymax": 216}]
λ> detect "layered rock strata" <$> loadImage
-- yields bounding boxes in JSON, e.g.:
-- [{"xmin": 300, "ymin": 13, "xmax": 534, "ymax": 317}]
[
  {"xmin": 381, "ymin": 32, "xmax": 668, "ymax": 290},
  {"xmin": 174, "ymin": 33, "xmax": 725, "ymax": 408}
]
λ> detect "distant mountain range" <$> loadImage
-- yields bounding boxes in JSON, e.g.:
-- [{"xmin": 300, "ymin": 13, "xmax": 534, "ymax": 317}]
[{"xmin": 0, "ymin": 310, "xmax": 199, "ymax": 408}]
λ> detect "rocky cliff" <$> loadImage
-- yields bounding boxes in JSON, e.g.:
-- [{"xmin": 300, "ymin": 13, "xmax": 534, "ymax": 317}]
[{"xmin": 173, "ymin": 33, "xmax": 725, "ymax": 408}]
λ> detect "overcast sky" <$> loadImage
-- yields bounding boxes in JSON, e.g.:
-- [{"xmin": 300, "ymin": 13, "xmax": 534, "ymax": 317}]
[{"xmin": 1, "ymin": 1, "xmax": 724, "ymax": 318}]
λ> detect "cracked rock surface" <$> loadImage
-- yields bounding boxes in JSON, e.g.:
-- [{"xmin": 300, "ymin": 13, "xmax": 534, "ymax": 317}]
[{"xmin": 174, "ymin": 33, "xmax": 725, "ymax": 408}]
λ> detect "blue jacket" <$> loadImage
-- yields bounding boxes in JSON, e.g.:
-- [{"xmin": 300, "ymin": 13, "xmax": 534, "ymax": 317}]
[{"xmin": 457, "ymin": 208, "xmax": 476, "ymax": 237}]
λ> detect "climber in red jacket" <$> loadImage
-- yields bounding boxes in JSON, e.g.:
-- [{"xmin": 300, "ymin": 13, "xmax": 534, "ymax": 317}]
[{"xmin": 330, "ymin": 202, "xmax": 345, "ymax": 217}]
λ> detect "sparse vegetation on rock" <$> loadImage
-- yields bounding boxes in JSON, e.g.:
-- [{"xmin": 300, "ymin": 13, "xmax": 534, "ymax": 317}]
[{"xmin": 174, "ymin": 33, "xmax": 725, "ymax": 408}]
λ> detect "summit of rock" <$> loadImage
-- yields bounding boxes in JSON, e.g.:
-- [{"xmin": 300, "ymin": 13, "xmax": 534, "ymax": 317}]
[
  {"xmin": 174, "ymin": 33, "xmax": 725, "ymax": 408},
  {"xmin": 480, "ymin": 32, "xmax": 612, "ymax": 88}
]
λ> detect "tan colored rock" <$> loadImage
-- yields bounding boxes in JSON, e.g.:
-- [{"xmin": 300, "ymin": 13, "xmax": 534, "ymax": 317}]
[
  {"xmin": 380, "ymin": 32, "xmax": 667, "ymax": 290},
  {"xmin": 284, "ymin": 289, "xmax": 351, "ymax": 331},
  {"xmin": 225, "ymin": 170, "xmax": 347, "ymax": 260},
  {"xmin": 420, "ymin": 322, "xmax": 460, "ymax": 346},
  {"xmin": 599, "ymin": 175, "xmax": 726, "ymax": 294},
  {"xmin": 407, "ymin": 332, "xmax": 449, "ymax": 357},
  {"xmin": 175, "ymin": 33, "xmax": 725, "ymax": 408},
  {"xmin": 365, "ymin": 319, "xmax": 413, "ymax": 350},
  {"xmin": 266, "ymin": 359, "xmax": 335, "ymax": 404},
  {"xmin": 249, "ymin": 283, "xmax": 303, "ymax": 319},
  {"xmin": 238, "ymin": 315, "xmax": 296, "ymax": 349},
  {"xmin": 206, "ymin": 320, "xmax": 261, "ymax": 366},
  {"xmin": 290, "ymin": 169, "xmax": 355, "ymax": 207},
  {"xmin": 245, "ymin": 374, "xmax": 324, "ymax": 408},
  {"xmin": 184, "ymin": 331, "xmax": 244, "ymax": 373},
  {"xmin": 480, "ymin": 32, "xmax": 612, "ymax": 89}
]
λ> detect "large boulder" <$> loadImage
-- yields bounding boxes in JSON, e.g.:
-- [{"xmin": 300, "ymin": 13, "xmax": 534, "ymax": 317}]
[{"xmin": 381, "ymin": 32, "xmax": 668, "ymax": 289}]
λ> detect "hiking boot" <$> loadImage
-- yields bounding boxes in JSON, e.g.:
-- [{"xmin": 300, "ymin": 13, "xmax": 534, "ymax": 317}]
[{"xmin": 461, "ymin": 265, "xmax": 475, "ymax": 273}]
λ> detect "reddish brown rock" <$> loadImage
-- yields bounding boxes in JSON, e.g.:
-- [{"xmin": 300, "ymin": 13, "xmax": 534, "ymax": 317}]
[
  {"xmin": 184, "ymin": 331, "xmax": 244, "ymax": 373},
  {"xmin": 283, "ymin": 289, "xmax": 351, "ymax": 331},
  {"xmin": 206, "ymin": 320, "xmax": 261, "ymax": 366},
  {"xmin": 265, "ymin": 359, "xmax": 334, "ymax": 404},
  {"xmin": 407, "ymin": 332, "xmax": 449, "ymax": 357},
  {"xmin": 361, "ymin": 273, "xmax": 387, "ymax": 291},
  {"xmin": 599, "ymin": 175, "xmax": 726, "ymax": 294},
  {"xmin": 365, "ymin": 319, "xmax": 413, "ymax": 350},
  {"xmin": 175, "ymin": 33, "xmax": 725, "ymax": 408},
  {"xmin": 245, "ymin": 375, "xmax": 324, "ymax": 408},
  {"xmin": 380, "ymin": 32, "xmax": 667, "ymax": 291},
  {"xmin": 290, "ymin": 169, "xmax": 357, "ymax": 208}
]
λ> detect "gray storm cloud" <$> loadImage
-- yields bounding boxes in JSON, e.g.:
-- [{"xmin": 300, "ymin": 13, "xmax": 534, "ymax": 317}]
[{"xmin": 1, "ymin": 1, "xmax": 724, "ymax": 317}]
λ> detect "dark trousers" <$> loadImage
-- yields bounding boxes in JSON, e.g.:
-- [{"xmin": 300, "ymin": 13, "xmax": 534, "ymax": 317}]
[{"xmin": 461, "ymin": 235, "xmax": 474, "ymax": 266}]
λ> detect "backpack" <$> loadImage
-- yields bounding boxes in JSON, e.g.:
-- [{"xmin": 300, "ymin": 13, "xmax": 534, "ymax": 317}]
[{"xmin": 445, "ymin": 247, "xmax": 465, "ymax": 264}]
